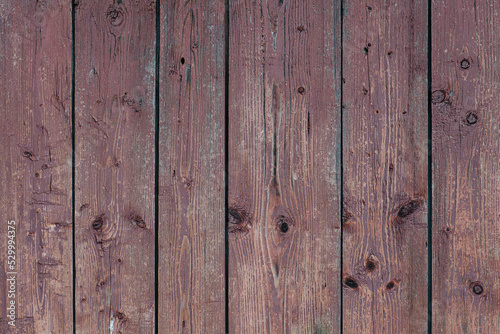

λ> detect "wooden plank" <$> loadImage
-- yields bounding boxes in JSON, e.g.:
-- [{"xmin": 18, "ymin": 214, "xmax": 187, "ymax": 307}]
[
  {"xmin": 74, "ymin": 0, "xmax": 156, "ymax": 332},
  {"xmin": 0, "ymin": 0, "xmax": 73, "ymax": 332},
  {"xmin": 158, "ymin": 0, "xmax": 226, "ymax": 332},
  {"xmin": 342, "ymin": 1, "xmax": 428, "ymax": 332},
  {"xmin": 227, "ymin": 0, "xmax": 341, "ymax": 332},
  {"xmin": 431, "ymin": 0, "xmax": 500, "ymax": 331}
]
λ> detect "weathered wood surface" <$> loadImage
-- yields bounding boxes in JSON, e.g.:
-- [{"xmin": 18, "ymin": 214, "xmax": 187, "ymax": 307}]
[
  {"xmin": 342, "ymin": 0, "xmax": 428, "ymax": 332},
  {"xmin": 0, "ymin": 0, "xmax": 73, "ymax": 332},
  {"xmin": 158, "ymin": 0, "xmax": 226, "ymax": 332},
  {"xmin": 227, "ymin": 0, "xmax": 341, "ymax": 332},
  {"xmin": 5, "ymin": 0, "xmax": 500, "ymax": 332},
  {"xmin": 432, "ymin": 0, "xmax": 500, "ymax": 332},
  {"xmin": 74, "ymin": 0, "xmax": 156, "ymax": 333}
]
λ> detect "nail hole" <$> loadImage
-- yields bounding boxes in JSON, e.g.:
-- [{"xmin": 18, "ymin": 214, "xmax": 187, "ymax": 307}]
[
  {"xmin": 471, "ymin": 282, "xmax": 484, "ymax": 295},
  {"xmin": 275, "ymin": 215, "xmax": 292, "ymax": 234},
  {"xmin": 298, "ymin": 87, "xmax": 305, "ymax": 94},
  {"xmin": 180, "ymin": 57, "xmax": 185, "ymax": 65},
  {"xmin": 460, "ymin": 58, "xmax": 470, "ymax": 69},
  {"xmin": 279, "ymin": 222, "xmax": 289, "ymax": 233},
  {"xmin": 466, "ymin": 112, "xmax": 478, "ymax": 125},
  {"xmin": 363, "ymin": 47, "xmax": 369, "ymax": 54},
  {"xmin": 297, "ymin": 26, "xmax": 304, "ymax": 32},
  {"xmin": 386, "ymin": 281, "xmax": 395, "ymax": 290},
  {"xmin": 367, "ymin": 5, "xmax": 372, "ymax": 11},
  {"xmin": 367, "ymin": 43, "xmax": 371, "ymax": 47}
]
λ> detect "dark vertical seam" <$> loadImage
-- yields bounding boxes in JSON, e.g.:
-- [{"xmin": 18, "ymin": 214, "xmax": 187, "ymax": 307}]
[
  {"xmin": 154, "ymin": 0, "xmax": 160, "ymax": 333},
  {"xmin": 340, "ymin": 0, "xmax": 344, "ymax": 333},
  {"xmin": 71, "ymin": 1, "xmax": 76, "ymax": 333},
  {"xmin": 427, "ymin": 0, "xmax": 432, "ymax": 332},
  {"xmin": 224, "ymin": 0, "xmax": 230, "ymax": 332},
  {"xmin": 340, "ymin": 0, "xmax": 344, "ymax": 332}
]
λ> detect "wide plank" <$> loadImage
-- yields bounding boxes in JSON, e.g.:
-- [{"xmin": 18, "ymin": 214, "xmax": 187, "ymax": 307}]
[
  {"xmin": 158, "ymin": 0, "xmax": 226, "ymax": 332},
  {"xmin": 74, "ymin": 0, "xmax": 156, "ymax": 332},
  {"xmin": 432, "ymin": 0, "xmax": 500, "ymax": 331},
  {"xmin": 0, "ymin": 0, "xmax": 73, "ymax": 332},
  {"xmin": 228, "ymin": 0, "xmax": 341, "ymax": 332},
  {"xmin": 342, "ymin": 1, "xmax": 428, "ymax": 332}
]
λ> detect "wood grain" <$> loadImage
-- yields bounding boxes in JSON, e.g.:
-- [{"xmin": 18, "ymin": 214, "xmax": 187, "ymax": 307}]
[
  {"xmin": 74, "ymin": 0, "xmax": 156, "ymax": 332},
  {"xmin": 0, "ymin": 0, "xmax": 73, "ymax": 332},
  {"xmin": 432, "ymin": 0, "xmax": 500, "ymax": 332},
  {"xmin": 227, "ymin": 0, "xmax": 341, "ymax": 332},
  {"xmin": 158, "ymin": 0, "xmax": 226, "ymax": 332},
  {"xmin": 342, "ymin": 1, "xmax": 428, "ymax": 332}
]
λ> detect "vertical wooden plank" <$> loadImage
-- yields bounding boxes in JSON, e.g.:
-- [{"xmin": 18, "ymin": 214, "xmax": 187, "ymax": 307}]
[
  {"xmin": 228, "ymin": 1, "xmax": 341, "ymax": 332},
  {"xmin": 158, "ymin": 0, "xmax": 226, "ymax": 332},
  {"xmin": 432, "ymin": 1, "xmax": 500, "ymax": 332},
  {"xmin": 0, "ymin": 0, "xmax": 73, "ymax": 332},
  {"xmin": 342, "ymin": 1, "xmax": 428, "ymax": 333},
  {"xmin": 74, "ymin": 0, "xmax": 156, "ymax": 332}
]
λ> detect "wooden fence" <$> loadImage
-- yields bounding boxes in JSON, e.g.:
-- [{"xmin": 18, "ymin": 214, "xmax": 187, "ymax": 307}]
[{"xmin": 0, "ymin": 0, "xmax": 498, "ymax": 332}]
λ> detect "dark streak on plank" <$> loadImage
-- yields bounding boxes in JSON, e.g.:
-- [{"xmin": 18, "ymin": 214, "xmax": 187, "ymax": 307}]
[
  {"xmin": 228, "ymin": 0, "xmax": 341, "ymax": 332},
  {"xmin": 342, "ymin": 0, "xmax": 428, "ymax": 332},
  {"xmin": 158, "ymin": 0, "xmax": 226, "ymax": 332},
  {"xmin": 75, "ymin": 0, "xmax": 156, "ymax": 332},
  {"xmin": 432, "ymin": 0, "xmax": 500, "ymax": 331},
  {"xmin": 0, "ymin": 0, "xmax": 73, "ymax": 332}
]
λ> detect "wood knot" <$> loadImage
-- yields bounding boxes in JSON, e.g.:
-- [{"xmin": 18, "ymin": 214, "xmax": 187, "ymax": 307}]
[
  {"xmin": 91, "ymin": 214, "xmax": 106, "ymax": 231},
  {"xmin": 114, "ymin": 311, "xmax": 128, "ymax": 322},
  {"xmin": 397, "ymin": 199, "xmax": 423, "ymax": 218},
  {"xmin": 228, "ymin": 205, "xmax": 251, "ymax": 234},
  {"xmin": 106, "ymin": 3, "xmax": 126, "ymax": 27},
  {"xmin": 365, "ymin": 259, "xmax": 377, "ymax": 272},
  {"xmin": 127, "ymin": 212, "xmax": 147, "ymax": 229},
  {"xmin": 431, "ymin": 90, "xmax": 446, "ymax": 104},
  {"xmin": 470, "ymin": 282, "xmax": 484, "ymax": 295},
  {"xmin": 465, "ymin": 111, "xmax": 478, "ymax": 125},
  {"xmin": 343, "ymin": 277, "xmax": 358, "ymax": 289},
  {"xmin": 460, "ymin": 58, "xmax": 470, "ymax": 69},
  {"xmin": 23, "ymin": 150, "xmax": 35, "ymax": 160},
  {"xmin": 275, "ymin": 215, "xmax": 293, "ymax": 234}
]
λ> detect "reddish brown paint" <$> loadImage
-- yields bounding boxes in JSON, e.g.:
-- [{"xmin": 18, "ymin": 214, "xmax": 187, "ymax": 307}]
[
  {"xmin": 432, "ymin": 0, "xmax": 500, "ymax": 331},
  {"xmin": 342, "ymin": 0, "xmax": 428, "ymax": 332},
  {"xmin": 74, "ymin": 0, "xmax": 156, "ymax": 333},
  {"xmin": 0, "ymin": 0, "xmax": 73, "ymax": 333},
  {"xmin": 228, "ymin": 0, "xmax": 341, "ymax": 332},
  {"xmin": 158, "ymin": 0, "xmax": 226, "ymax": 332}
]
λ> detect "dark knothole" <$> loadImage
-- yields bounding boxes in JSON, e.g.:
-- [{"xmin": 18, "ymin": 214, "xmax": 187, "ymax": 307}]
[{"xmin": 344, "ymin": 277, "xmax": 358, "ymax": 289}]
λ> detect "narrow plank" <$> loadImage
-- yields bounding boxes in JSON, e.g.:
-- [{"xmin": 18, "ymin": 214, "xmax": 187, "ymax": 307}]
[
  {"xmin": 74, "ymin": 0, "xmax": 156, "ymax": 332},
  {"xmin": 432, "ymin": 0, "xmax": 500, "ymax": 331},
  {"xmin": 158, "ymin": 0, "xmax": 226, "ymax": 332},
  {"xmin": 342, "ymin": 1, "xmax": 428, "ymax": 332},
  {"xmin": 228, "ymin": 0, "xmax": 341, "ymax": 332},
  {"xmin": 0, "ymin": 0, "xmax": 73, "ymax": 332}
]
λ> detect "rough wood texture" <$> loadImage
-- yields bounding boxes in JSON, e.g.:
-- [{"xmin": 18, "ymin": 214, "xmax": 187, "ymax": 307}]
[
  {"xmin": 342, "ymin": 1, "xmax": 428, "ymax": 332},
  {"xmin": 432, "ymin": 0, "xmax": 500, "ymax": 331},
  {"xmin": 0, "ymin": 0, "xmax": 73, "ymax": 332},
  {"xmin": 158, "ymin": 0, "xmax": 226, "ymax": 332},
  {"xmin": 228, "ymin": 0, "xmax": 341, "ymax": 332},
  {"xmin": 74, "ymin": 0, "xmax": 156, "ymax": 332}
]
